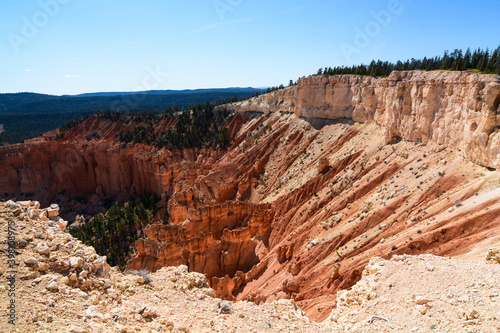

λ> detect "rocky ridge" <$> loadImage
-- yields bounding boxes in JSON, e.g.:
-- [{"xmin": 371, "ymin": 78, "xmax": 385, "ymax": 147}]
[{"xmin": 325, "ymin": 254, "xmax": 500, "ymax": 332}]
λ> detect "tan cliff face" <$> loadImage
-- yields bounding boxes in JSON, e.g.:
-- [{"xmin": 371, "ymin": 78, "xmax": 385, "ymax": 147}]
[
  {"xmin": 1, "ymin": 71, "xmax": 500, "ymax": 322},
  {"xmin": 230, "ymin": 71, "xmax": 500, "ymax": 169}
]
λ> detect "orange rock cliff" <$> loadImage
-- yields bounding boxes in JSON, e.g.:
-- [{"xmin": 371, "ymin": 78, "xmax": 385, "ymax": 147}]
[{"xmin": 1, "ymin": 70, "xmax": 500, "ymax": 321}]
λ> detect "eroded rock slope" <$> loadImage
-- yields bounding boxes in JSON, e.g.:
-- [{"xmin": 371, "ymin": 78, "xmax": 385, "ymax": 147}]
[
  {"xmin": 1, "ymin": 201, "xmax": 499, "ymax": 332},
  {"xmin": 1, "ymin": 71, "xmax": 499, "ymax": 322},
  {"xmin": 0, "ymin": 201, "xmax": 320, "ymax": 332}
]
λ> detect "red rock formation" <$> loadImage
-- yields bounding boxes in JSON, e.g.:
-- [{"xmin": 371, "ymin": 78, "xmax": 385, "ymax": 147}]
[
  {"xmin": 0, "ymin": 116, "xmax": 226, "ymax": 214},
  {"xmin": 1, "ymin": 71, "xmax": 500, "ymax": 322}
]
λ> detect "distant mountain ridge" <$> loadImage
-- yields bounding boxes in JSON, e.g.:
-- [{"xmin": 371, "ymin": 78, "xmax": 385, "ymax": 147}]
[
  {"xmin": 64, "ymin": 87, "xmax": 266, "ymax": 98},
  {"xmin": 0, "ymin": 88, "xmax": 265, "ymax": 144}
]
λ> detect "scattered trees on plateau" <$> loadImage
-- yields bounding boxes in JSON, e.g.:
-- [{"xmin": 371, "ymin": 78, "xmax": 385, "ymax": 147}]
[{"xmin": 117, "ymin": 100, "xmax": 233, "ymax": 150}]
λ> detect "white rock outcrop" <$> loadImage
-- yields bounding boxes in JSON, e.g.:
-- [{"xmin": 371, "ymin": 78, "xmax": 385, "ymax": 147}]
[{"xmin": 230, "ymin": 71, "xmax": 500, "ymax": 169}]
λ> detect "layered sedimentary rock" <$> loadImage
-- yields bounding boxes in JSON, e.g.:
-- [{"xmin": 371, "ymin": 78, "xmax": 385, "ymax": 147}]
[
  {"xmin": 0, "ymin": 116, "xmax": 226, "ymax": 214},
  {"xmin": 0, "ymin": 200, "xmax": 325, "ymax": 333},
  {"xmin": 127, "ymin": 111, "xmax": 500, "ymax": 322},
  {"xmin": 1, "ymin": 71, "xmax": 500, "ymax": 322},
  {"xmin": 128, "ymin": 201, "xmax": 272, "ymax": 280},
  {"xmin": 230, "ymin": 71, "xmax": 500, "ymax": 169}
]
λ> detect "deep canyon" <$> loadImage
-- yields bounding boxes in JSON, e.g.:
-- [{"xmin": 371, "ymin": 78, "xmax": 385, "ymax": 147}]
[{"xmin": 1, "ymin": 70, "xmax": 499, "ymax": 321}]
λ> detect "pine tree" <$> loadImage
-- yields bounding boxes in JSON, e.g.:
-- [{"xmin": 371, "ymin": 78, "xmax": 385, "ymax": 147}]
[
  {"xmin": 464, "ymin": 48, "xmax": 472, "ymax": 69},
  {"xmin": 488, "ymin": 47, "xmax": 499, "ymax": 74},
  {"xmin": 451, "ymin": 49, "xmax": 464, "ymax": 70},
  {"xmin": 368, "ymin": 60, "xmax": 377, "ymax": 76},
  {"xmin": 395, "ymin": 60, "xmax": 404, "ymax": 71},
  {"xmin": 441, "ymin": 50, "xmax": 451, "ymax": 70},
  {"xmin": 471, "ymin": 48, "xmax": 482, "ymax": 69},
  {"xmin": 479, "ymin": 49, "xmax": 490, "ymax": 72}
]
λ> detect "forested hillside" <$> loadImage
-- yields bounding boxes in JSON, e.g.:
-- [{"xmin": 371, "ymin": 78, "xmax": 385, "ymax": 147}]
[{"xmin": 0, "ymin": 89, "xmax": 264, "ymax": 144}]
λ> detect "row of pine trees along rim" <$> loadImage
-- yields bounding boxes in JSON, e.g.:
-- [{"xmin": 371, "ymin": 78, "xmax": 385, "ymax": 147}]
[{"xmin": 316, "ymin": 46, "xmax": 500, "ymax": 77}]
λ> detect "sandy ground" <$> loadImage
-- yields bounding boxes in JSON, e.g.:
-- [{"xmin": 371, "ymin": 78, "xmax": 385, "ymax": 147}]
[{"xmin": 326, "ymin": 254, "xmax": 500, "ymax": 332}]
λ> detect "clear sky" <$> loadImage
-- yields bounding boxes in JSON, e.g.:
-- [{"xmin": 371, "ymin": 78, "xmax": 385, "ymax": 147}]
[{"xmin": 1, "ymin": 0, "xmax": 499, "ymax": 95}]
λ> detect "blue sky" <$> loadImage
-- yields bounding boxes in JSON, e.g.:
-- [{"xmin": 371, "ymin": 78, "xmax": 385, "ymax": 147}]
[{"xmin": 1, "ymin": 0, "xmax": 499, "ymax": 95}]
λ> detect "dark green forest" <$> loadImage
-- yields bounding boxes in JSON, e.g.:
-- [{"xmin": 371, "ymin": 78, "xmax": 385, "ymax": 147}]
[
  {"xmin": 57, "ymin": 96, "xmax": 238, "ymax": 150},
  {"xmin": 116, "ymin": 102, "xmax": 232, "ymax": 150},
  {"xmin": 69, "ymin": 196, "xmax": 157, "ymax": 269},
  {"xmin": 316, "ymin": 46, "xmax": 500, "ymax": 77},
  {"xmin": 0, "ymin": 89, "xmax": 263, "ymax": 144}
]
